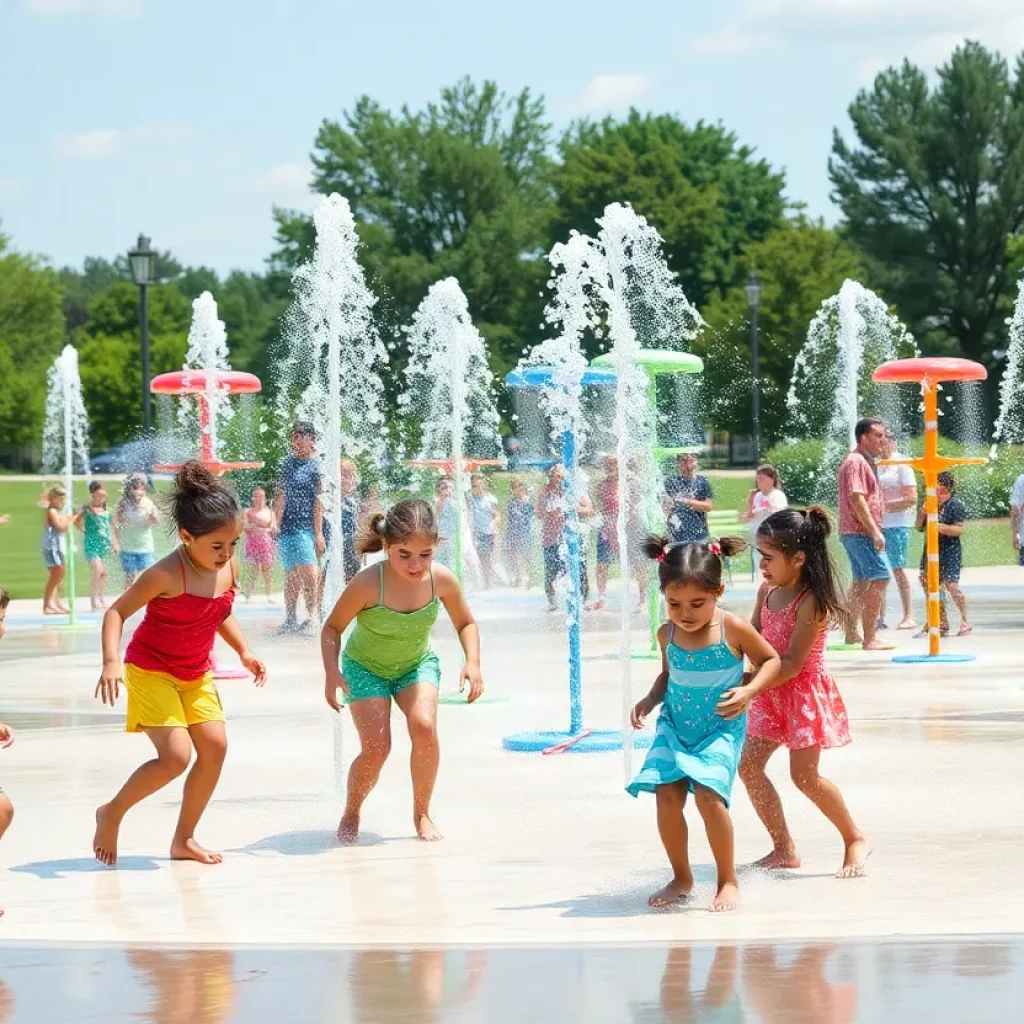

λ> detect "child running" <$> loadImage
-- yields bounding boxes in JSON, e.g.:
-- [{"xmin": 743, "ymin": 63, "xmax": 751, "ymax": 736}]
[
  {"xmin": 42, "ymin": 485, "xmax": 74, "ymax": 615},
  {"xmin": 321, "ymin": 499, "xmax": 482, "ymax": 844},
  {"xmin": 629, "ymin": 536, "xmax": 780, "ymax": 912},
  {"xmin": 0, "ymin": 587, "xmax": 14, "ymax": 916},
  {"xmin": 729, "ymin": 507, "xmax": 871, "ymax": 878},
  {"xmin": 93, "ymin": 462, "xmax": 267, "ymax": 867},
  {"xmin": 78, "ymin": 480, "xmax": 116, "ymax": 610}
]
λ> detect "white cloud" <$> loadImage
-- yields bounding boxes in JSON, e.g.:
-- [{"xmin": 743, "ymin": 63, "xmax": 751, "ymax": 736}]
[
  {"xmin": 575, "ymin": 74, "xmax": 655, "ymax": 115},
  {"xmin": 20, "ymin": 0, "xmax": 142, "ymax": 17},
  {"xmin": 54, "ymin": 129, "xmax": 123, "ymax": 161},
  {"xmin": 132, "ymin": 122, "xmax": 193, "ymax": 146}
]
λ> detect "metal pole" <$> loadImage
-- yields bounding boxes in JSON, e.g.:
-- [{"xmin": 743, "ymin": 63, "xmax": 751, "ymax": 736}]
[
  {"xmin": 563, "ymin": 429, "xmax": 583, "ymax": 735},
  {"xmin": 751, "ymin": 304, "xmax": 762, "ymax": 462},
  {"xmin": 140, "ymin": 283, "xmax": 152, "ymax": 434}
]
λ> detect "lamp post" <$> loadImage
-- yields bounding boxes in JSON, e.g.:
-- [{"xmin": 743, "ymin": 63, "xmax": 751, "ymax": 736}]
[
  {"xmin": 745, "ymin": 270, "xmax": 763, "ymax": 462},
  {"xmin": 128, "ymin": 234, "xmax": 155, "ymax": 433}
]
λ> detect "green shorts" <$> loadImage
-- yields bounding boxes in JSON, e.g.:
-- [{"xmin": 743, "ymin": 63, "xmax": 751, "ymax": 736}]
[{"xmin": 341, "ymin": 652, "xmax": 441, "ymax": 704}]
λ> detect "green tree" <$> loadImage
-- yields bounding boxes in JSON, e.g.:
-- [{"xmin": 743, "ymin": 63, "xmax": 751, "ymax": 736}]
[
  {"xmin": 696, "ymin": 218, "xmax": 863, "ymax": 442},
  {"xmin": 0, "ymin": 231, "xmax": 66, "ymax": 449},
  {"xmin": 830, "ymin": 42, "xmax": 1024, "ymax": 370},
  {"xmin": 554, "ymin": 111, "xmax": 788, "ymax": 309},
  {"xmin": 271, "ymin": 78, "xmax": 555, "ymax": 382}
]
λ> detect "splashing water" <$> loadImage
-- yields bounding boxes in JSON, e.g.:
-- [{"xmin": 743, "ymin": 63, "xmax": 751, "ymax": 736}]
[
  {"xmin": 276, "ymin": 194, "xmax": 389, "ymax": 619},
  {"xmin": 181, "ymin": 291, "xmax": 232, "ymax": 458},
  {"xmin": 400, "ymin": 278, "xmax": 501, "ymax": 584},
  {"xmin": 992, "ymin": 276, "xmax": 1024, "ymax": 458},
  {"xmin": 788, "ymin": 279, "xmax": 916, "ymax": 503}
]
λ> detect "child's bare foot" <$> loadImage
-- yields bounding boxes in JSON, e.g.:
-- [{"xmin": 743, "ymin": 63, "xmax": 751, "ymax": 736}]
[
  {"xmin": 170, "ymin": 836, "xmax": 223, "ymax": 865},
  {"xmin": 337, "ymin": 813, "xmax": 360, "ymax": 845},
  {"xmin": 862, "ymin": 640, "xmax": 896, "ymax": 651},
  {"xmin": 711, "ymin": 880, "xmax": 740, "ymax": 913},
  {"xmin": 753, "ymin": 846, "xmax": 801, "ymax": 870},
  {"xmin": 648, "ymin": 875, "xmax": 693, "ymax": 908},
  {"xmin": 415, "ymin": 814, "xmax": 442, "ymax": 842},
  {"xmin": 836, "ymin": 836, "xmax": 872, "ymax": 878},
  {"xmin": 93, "ymin": 804, "xmax": 120, "ymax": 866},
  {"xmin": 897, "ymin": 617, "xmax": 917, "ymax": 630}
]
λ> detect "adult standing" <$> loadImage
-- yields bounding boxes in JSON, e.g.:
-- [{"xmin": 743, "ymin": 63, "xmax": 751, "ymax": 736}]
[
  {"xmin": 662, "ymin": 452, "xmax": 714, "ymax": 546},
  {"xmin": 114, "ymin": 473, "xmax": 159, "ymax": 588},
  {"xmin": 1010, "ymin": 469, "xmax": 1024, "ymax": 565},
  {"xmin": 878, "ymin": 430, "xmax": 918, "ymax": 630},
  {"xmin": 274, "ymin": 422, "xmax": 324, "ymax": 634},
  {"xmin": 838, "ymin": 418, "xmax": 892, "ymax": 651}
]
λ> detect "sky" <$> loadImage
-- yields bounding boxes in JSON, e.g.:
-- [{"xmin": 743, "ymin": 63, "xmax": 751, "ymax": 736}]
[{"xmin": 3, "ymin": 0, "xmax": 1024, "ymax": 276}]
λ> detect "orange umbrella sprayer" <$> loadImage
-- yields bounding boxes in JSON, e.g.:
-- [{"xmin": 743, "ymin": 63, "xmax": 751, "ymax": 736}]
[{"xmin": 872, "ymin": 358, "xmax": 987, "ymax": 662}]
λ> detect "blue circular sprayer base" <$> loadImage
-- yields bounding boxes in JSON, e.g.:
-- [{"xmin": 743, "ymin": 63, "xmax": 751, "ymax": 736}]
[
  {"xmin": 502, "ymin": 730, "xmax": 654, "ymax": 753},
  {"xmin": 891, "ymin": 652, "xmax": 977, "ymax": 664}
]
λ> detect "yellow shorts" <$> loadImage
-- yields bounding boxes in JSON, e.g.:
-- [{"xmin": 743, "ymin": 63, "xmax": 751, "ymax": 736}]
[{"xmin": 123, "ymin": 663, "xmax": 224, "ymax": 733}]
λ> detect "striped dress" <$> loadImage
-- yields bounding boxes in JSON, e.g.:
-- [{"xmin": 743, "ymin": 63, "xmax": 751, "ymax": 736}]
[{"xmin": 627, "ymin": 618, "xmax": 746, "ymax": 807}]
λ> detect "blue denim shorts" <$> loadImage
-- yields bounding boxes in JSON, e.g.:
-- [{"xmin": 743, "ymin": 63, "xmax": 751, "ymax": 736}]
[
  {"xmin": 882, "ymin": 527, "xmax": 911, "ymax": 569},
  {"xmin": 120, "ymin": 551, "xmax": 154, "ymax": 575},
  {"xmin": 841, "ymin": 533, "xmax": 890, "ymax": 582},
  {"xmin": 277, "ymin": 531, "xmax": 317, "ymax": 572}
]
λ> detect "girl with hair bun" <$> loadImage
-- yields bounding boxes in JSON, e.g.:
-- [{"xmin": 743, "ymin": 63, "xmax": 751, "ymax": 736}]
[
  {"xmin": 321, "ymin": 498, "xmax": 482, "ymax": 845},
  {"xmin": 628, "ymin": 535, "xmax": 780, "ymax": 912},
  {"xmin": 730, "ymin": 506, "xmax": 871, "ymax": 879},
  {"xmin": 93, "ymin": 461, "xmax": 266, "ymax": 868}
]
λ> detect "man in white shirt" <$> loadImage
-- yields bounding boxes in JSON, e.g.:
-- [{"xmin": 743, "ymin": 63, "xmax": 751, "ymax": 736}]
[
  {"xmin": 878, "ymin": 430, "xmax": 918, "ymax": 629},
  {"xmin": 1011, "ymin": 472, "xmax": 1024, "ymax": 565}
]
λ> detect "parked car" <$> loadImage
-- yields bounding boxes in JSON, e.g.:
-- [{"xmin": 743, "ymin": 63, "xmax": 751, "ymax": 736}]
[{"xmin": 89, "ymin": 439, "xmax": 158, "ymax": 474}]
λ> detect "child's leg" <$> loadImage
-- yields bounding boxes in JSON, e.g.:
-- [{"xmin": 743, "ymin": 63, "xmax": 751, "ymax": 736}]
[
  {"xmin": 788, "ymin": 746, "xmax": 871, "ymax": 878},
  {"xmin": 94, "ymin": 726, "xmax": 192, "ymax": 865},
  {"xmin": 692, "ymin": 784, "xmax": 739, "ymax": 911},
  {"xmin": 844, "ymin": 580, "xmax": 866, "ymax": 642},
  {"xmin": 945, "ymin": 580, "xmax": 969, "ymax": 629},
  {"xmin": 737, "ymin": 736, "xmax": 799, "ymax": 868},
  {"xmin": 170, "ymin": 721, "xmax": 228, "ymax": 864},
  {"xmin": 0, "ymin": 792, "xmax": 12, "ymax": 916},
  {"xmin": 262, "ymin": 563, "xmax": 274, "ymax": 599},
  {"xmin": 650, "ymin": 780, "xmax": 693, "ymax": 907},
  {"xmin": 91, "ymin": 557, "xmax": 108, "ymax": 608},
  {"xmin": 339, "ymin": 697, "xmax": 393, "ymax": 842},
  {"xmin": 395, "ymin": 683, "xmax": 442, "ymax": 841}
]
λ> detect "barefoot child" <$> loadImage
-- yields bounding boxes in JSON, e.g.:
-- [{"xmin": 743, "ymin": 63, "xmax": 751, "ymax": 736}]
[
  {"xmin": 916, "ymin": 471, "xmax": 970, "ymax": 636},
  {"xmin": 42, "ymin": 486, "xmax": 74, "ymax": 614},
  {"xmin": 242, "ymin": 486, "xmax": 276, "ymax": 601},
  {"xmin": 93, "ymin": 462, "xmax": 267, "ymax": 867},
  {"xmin": 321, "ymin": 499, "xmax": 482, "ymax": 844},
  {"xmin": 629, "ymin": 536, "xmax": 780, "ymax": 912},
  {"xmin": 77, "ymin": 481, "xmax": 116, "ymax": 610},
  {"xmin": 730, "ymin": 507, "xmax": 871, "ymax": 878},
  {"xmin": 0, "ymin": 587, "xmax": 15, "ymax": 915}
]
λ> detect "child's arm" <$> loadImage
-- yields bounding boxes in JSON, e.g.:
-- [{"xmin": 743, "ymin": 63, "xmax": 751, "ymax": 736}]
[
  {"xmin": 435, "ymin": 565, "xmax": 483, "ymax": 702},
  {"xmin": 96, "ymin": 564, "xmax": 174, "ymax": 706},
  {"xmin": 0, "ymin": 722, "xmax": 12, "ymax": 748},
  {"xmin": 47, "ymin": 507, "xmax": 71, "ymax": 533},
  {"xmin": 217, "ymin": 614, "xmax": 266, "ymax": 685},
  {"xmin": 750, "ymin": 582, "xmax": 769, "ymax": 632},
  {"xmin": 631, "ymin": 624, "xmax": 670, "ymax": 728},
  {"xmin": 320, "ymin": 573, "xmax": 374, "ymax": 711},
  {"xmin": 715, "ymin": 613, "xmax": 782, "ymax": 720}
]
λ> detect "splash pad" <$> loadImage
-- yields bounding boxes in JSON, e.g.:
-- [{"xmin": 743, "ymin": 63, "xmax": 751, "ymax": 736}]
[{"xmin": 873, "ymin": 357, "xmax": 987, "ymax": 662}]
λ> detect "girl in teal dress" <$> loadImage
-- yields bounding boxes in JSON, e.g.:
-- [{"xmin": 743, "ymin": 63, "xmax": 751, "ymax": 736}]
[
  {"xmin": 78, "ymin": 481, "xmax": 116, "ymax": 610},
  {"xmin": 629, "ymin": 535, "xmax": 780, "ymax": 912},
  {"xmin": 321, "ymin": 500, "xmax": 483, "ymax": 845}
]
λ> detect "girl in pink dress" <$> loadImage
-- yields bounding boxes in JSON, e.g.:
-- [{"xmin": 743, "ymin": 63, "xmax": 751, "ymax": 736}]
[
  {"xmin": 718, "ymin": 507, "xmax": 871, "ymax": 879},
  {"xmin": 243, "ymin": 487, "xmax": 276, "ymax": 601}
]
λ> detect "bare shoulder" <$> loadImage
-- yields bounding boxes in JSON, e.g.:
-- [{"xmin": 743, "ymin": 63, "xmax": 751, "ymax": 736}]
[
  {"xmin": 722, "ymin": 610, "xmax": 759, "ymax": 649},
  {"xmin": 656, "ymin": 621, "xmax": 670, "ymax": 646},
  {"xmin": 431, "ymin": 562, "xmax": 461, "ymax": 598},
  {"xmin": 796, "ymin": 591, "xmax": 827, "ymax": 625}
]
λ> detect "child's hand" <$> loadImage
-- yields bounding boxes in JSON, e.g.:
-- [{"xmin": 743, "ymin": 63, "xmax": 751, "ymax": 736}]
[
  {"xmin": 716, "ymin": 686, "xmax": 754, "ymax": 720},
  {"xmin": 460, "ymin": 661, "xmax": 484, "ymax": 703},
  {"xmin": 241, "ymin": 652, "xmax": 267, "ymax": 687},
  {"xmin": 325, "ymin": 671, "xmax": 349, "ymax": 712},
  {"xmin": 0, "ymin": 722, "xmax": 14, "ymax": 748},
  {"xmin": 95, "ymin": 661, "xmax": 122, "ymax": 706},
  {"xmin": 630, "ymin": 697, "xmax": 654, "ymax": 730}
]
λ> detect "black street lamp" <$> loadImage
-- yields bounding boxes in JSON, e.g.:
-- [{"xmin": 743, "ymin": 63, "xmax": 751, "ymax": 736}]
[
  {"xmin": 745, "ymin": 270, "xmax": 763, "ymax": 462},
  {"xmin": 128, "ymin": 233, "xmax": 155, "ymax": 433}
]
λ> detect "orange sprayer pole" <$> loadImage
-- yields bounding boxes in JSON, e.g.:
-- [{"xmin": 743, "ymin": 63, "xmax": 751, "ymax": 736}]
[{"xmin": 922, "ymin": 383, "xmax": 942, "ymax": 657}]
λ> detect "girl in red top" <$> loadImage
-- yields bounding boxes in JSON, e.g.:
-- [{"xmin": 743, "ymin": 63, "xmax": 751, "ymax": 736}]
[
  {"xmin": 718, "ymin": 507, "xmax": 871, "ymax": 879},
  {"xmin": 93, "ymin": 462, "xmax": 266, "ymax": 867}
]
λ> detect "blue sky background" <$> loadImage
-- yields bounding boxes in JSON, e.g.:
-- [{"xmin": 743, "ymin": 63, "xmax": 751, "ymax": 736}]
[{"xmin": 2, "ymin": 0, "xmax": 1023, "ymax": 274}]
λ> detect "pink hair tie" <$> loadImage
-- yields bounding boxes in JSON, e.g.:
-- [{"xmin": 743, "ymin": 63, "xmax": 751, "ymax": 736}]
[
  {"xmin": 708, "ymin": 541, "xmax": 722, "ymax": 555},
  {"xmin": 657, "ymin": 544, "xmax": 670, "ymax": 563}
]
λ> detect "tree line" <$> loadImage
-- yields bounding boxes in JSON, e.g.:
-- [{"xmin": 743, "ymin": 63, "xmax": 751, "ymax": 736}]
[{"xmin": 3, "ymin": 42, "xmax": 1024, "ymax": 459}]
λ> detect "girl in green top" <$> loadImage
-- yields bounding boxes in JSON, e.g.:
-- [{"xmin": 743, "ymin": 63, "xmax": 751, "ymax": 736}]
[
  {"xmin": 77, "ymin": 481, "xmax": 117, "ymax": 610},
  {"xmin": 321, "ymin": 499, "xmax": 483, "ymax": 844}
]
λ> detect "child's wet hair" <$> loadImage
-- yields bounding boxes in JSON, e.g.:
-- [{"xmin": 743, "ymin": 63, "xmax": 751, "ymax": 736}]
[
  {"xmin": 358, "ymin": 499, "xmax": 438, "ymax": 555},
  {"xmin": 756, "ymin": 506, "xmax": 849, "ymax": 628},
  {"xmin": 643, "ymin": 534, "xmax": 746, "ymax": 592},
  {"xmin": 937, "ymin": 471, "xmax": 956, "ymax": 492},
  {"xmin": 167, "ymin": 460, "xmax": 241, "ymax": 538},
  {"xmin": 756, "ymin": 463, "xmax": 780, "ymax": 488},
  {"xmin": 0, "ymin": 586, "xmax": 8, "ymax": 610},
  {"xmin": 47, "ymin": 486, "xmax": 66, "ymax": 504}
]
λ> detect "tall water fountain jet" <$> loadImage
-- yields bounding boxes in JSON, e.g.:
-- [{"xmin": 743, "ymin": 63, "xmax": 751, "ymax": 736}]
[
  {"xmin": 180, "ymin": 291, "xmax": 232, "ymax": 458},
  {"xmin": 399, "ymin": 278, "xmax": 502, "ymax": 584},
  {"xmin": 276, "ymin": 193, "xmax": 389, "ymax": 792},
  {"xmin": 42, "ymin": 344, "xmax": 92, "ymax": 624},
  {"xmin": 788, "ymin": 279, "xmax": 916, "ymax": 503},
  {"xmin": 992, "ymin": 277, "xmax": 1024, "ymax": 455}
]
